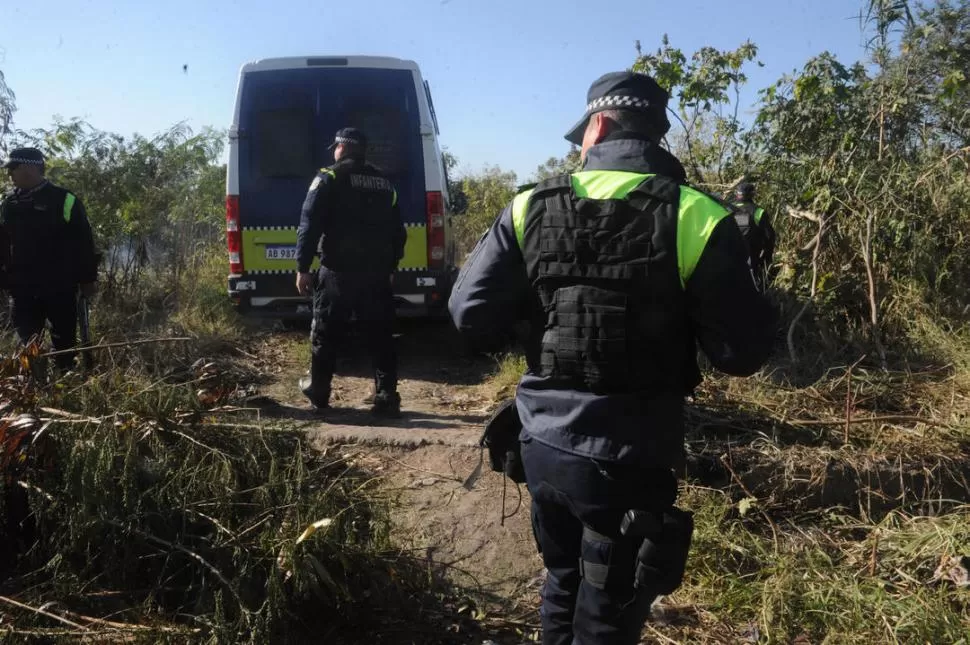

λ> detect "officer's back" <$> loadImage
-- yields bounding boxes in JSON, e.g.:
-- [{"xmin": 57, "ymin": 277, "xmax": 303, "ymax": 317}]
[
  {"xmin": 448, "ymin": 70, "xmax": 777, "ymax": 644},
  {"xmin": 295, "ymin": 128, "xmax": 406, "ymax": 416}
]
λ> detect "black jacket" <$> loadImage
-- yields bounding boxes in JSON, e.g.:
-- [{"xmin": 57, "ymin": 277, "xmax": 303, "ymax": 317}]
[
  {"xmin": 0, "ymin": 180, "xmax": 98, "ymax": 292},
  {"xmin": 296, "ymin": 158, "xmax": 406, "ymax": 275},
  {"xmin": 448, "ymin": 134, "xmax": 777, "ymax": 467}
]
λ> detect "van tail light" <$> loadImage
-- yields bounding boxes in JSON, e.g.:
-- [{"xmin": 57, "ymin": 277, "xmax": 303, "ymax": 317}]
[
  {"xmin": 426, "ymin": 191, "xmax": 445, "ymax": 269},
  {"xmin": 226, "ymin": 195, "xmax": 244, "ymax": 275}
]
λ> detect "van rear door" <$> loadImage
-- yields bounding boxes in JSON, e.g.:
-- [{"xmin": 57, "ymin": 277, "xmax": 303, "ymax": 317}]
[{"xmin": 234, "ymin": 66, "xmax": 425, "ymax": 293}]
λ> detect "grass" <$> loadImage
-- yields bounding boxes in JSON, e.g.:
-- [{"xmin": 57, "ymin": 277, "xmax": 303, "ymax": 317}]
[
  {"xmin": 0, "ymin": 339, "xmax": 429, "ymax": 642},
  {"xmin": 477, "ymin": 341, "xmax": 970, "ymax": 644},
  {"xmin": 659, "ymin": 487, "xmax": 970, "ymax": 644},
  {"xmin": 3, "ymin": 238, "xmax": 970, "ymax": 643},
  {"xmin": 0, "ymin": 245, "xmax": 503, "ymax": 644},
  {"xmin": 486, "ymin": 352, "xmax": 528, "ymax": 401}
]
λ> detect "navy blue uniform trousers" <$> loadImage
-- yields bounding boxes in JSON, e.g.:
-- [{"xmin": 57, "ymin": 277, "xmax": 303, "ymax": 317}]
[{"xmin": 521, "ymin": 437, "xmax": 678, "ymax": 645}]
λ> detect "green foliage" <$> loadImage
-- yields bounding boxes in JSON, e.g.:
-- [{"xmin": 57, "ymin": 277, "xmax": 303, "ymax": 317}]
[
  {"xmin": 749, "ymin": 0, "xmax": 970, "ymax": 363},
  {"xmin": 0, "ymin": 66, "xmax": 15, "ymax": 154},
  {"xmin": 0, "ymin": 345, "xmax": 457, "ymax": 642},
  {"xmin": 453, "ymin": 165, "xmax": 517, "ymax": 260},
  {"xmin": 442, "ymin": 147, "xmax": 468, "ymax": 214},
  {"xmin": 634, "ymin": 34, "xmax": 761, "ymax": 186},
  {"xmin": 8, "ymin": 119, "xmax": 226, "ymax": 304},
  {"xmin": 533, "ymin": 147, "xmax": 582, "ymax": 181}
]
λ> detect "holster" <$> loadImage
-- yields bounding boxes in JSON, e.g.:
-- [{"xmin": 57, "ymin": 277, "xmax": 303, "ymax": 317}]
[
  {"xmin": 621, "ymin": 506, "xmax": 695, "ymax": 595},
  {"xmin": 478, "ymin": 398, "xmax": 526, "ymax": 483}
]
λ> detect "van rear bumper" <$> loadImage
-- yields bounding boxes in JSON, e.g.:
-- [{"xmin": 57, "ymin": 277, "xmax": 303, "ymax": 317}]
[{"xmin": 227, "ymin": 267, "xmax": 456, "ymax": 319}]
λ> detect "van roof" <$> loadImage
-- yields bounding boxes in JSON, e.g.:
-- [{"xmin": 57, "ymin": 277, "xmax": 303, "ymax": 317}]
[{"xmin": 240, "ymin": 56, "xmax": 421, "ymax": 74}]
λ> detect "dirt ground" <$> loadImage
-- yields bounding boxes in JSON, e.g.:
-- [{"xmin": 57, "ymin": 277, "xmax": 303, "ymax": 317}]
[{"xmin": 248, "ymin": 319, "xmax": 545, "ymax": 634}]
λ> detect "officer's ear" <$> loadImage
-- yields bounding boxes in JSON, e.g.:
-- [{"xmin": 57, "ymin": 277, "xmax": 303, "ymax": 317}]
[{"xmin": 581, "ymin": 112, "xmax": 612, "ymax": 161}]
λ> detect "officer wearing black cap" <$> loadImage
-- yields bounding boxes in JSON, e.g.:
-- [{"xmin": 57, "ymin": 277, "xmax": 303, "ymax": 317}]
[
  {"xmin": 1, "ymin": 148, "xmax": 99, "ymax": 372},
  {"xmin": 449, "ymin": 72, "xmax": 776, "ymax": 644},
  {"xmin": 731, "ymin": 181, "xmax": 775, "ymax": 288},
  {"xmin": 295, "ymin": 128, "xmax": 406, "ymax": 417}
]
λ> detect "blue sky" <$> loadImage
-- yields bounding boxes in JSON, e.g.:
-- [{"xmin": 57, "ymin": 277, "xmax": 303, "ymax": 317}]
[{"xmin": 1, "ymin": 0, "xmax": 869, "ymax": 181}]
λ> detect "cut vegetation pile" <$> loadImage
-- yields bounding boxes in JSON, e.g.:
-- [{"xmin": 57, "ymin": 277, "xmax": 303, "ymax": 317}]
[{"xmin": 0, "ymin": 339, "xmax": 491, "ymax": 644}]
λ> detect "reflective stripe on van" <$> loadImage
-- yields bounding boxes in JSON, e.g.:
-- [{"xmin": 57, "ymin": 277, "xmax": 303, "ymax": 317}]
[{"xmin": 240, "ymin": 224, "xmax": 429, "ymax": 274}]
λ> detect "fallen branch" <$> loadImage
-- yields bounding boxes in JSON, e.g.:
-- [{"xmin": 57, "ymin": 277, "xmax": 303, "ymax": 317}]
[
  {"xmin": 382, "ymin": 454, "xmax": 464, "ymax": 483},
  {"xmin": 787, "ymin": 415, "xmax": 950, "ymax": 428},
  {"xmin": 40, "ymin": 337, "xmax": 193, "ymax": 357},
  {"xmin": 38, "ymin": 407, "xmax": 106, "ymax": 423},
  {"xmin": 0, "ymin": 595, "xmax": 90, "ymax": 631}
]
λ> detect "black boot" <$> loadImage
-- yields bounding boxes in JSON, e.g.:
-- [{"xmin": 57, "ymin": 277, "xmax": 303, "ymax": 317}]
[
  {"xmin": 299, "ymin": 377, "xmax": 330, "ymax": 410},
  {"xmin": 371, "ymin": 391, "xmax": 401, "ymax": 418}
]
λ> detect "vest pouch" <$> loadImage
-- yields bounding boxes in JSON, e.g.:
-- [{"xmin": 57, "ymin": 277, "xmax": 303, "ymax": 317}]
[{"xmin": 541, "ymin": 284, "xmax": 630, "ymax": 392}]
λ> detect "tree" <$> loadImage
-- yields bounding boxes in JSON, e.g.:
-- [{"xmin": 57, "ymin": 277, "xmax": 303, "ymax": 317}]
[
  {"xmin": 751, "ymin": 0, "xmax": 970, "ymax": 365},
  {"xmin": 533, "ymin": 147, "xmax": 581, "ymax": 181},
  {"xmin": 453, "ymin": 165, "xmax": 517, "ymax": 258},
  {"xmin": 16, "ymin": 118, "xmax": 226, "ymax": 301},
  {"xmin": 633, "ymin": 35, "xmax": 761, "ymax": 188},
  {"xmin": 0, "ymin": 65, "xmax": 16, "ymax": 157},
  {"xmin": 441, "ymin": 148, "xmax": 468, "ymax": 214}
]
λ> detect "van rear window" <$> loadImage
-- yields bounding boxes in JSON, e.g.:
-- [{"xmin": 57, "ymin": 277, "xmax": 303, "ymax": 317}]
[
  {"xmin": 256, "ymin": 108, "xmax": 313, "ymax": 178},
  {"xmin": 346, "ymin": 100, "xmax": 408, "ymax": 175}
]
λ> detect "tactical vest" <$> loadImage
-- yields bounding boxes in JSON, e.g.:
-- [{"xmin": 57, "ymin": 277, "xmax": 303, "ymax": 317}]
[
  {"xmin": 318, "ymin": 160, "xmax": 399, "ymax": 272},
  {"xmin": 0, "ymin": 183, "xmax": 79, "ymax": 284},
  {"xmin": 512, "ymin": 171, "xmax": 729, "ymax": 395},
  {"xmin": 732, "ymin": 201, "xmax": 766, "ymax": 266}
]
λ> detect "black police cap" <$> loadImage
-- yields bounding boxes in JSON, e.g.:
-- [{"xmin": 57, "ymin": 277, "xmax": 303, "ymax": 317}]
[
  {"xmin": 328, "ymin": 127, "xmax": 368, "ymax": 150},
  {"xmin": 564, "ymin": 71, "xmax": 671, "ymax": 145},
  {"xmin": 2, "ymin": 147, "xmax": 45, "ymax": 169}
]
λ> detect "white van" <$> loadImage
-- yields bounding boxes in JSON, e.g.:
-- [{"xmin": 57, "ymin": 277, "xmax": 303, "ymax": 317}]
[{"xmin": 225, "ymin": 56, "xmax": 456, "ymax": 318}]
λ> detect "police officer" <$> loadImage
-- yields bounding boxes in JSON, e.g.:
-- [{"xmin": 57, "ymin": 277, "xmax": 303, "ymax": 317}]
[
  {"xmin": 731, "ymin": 181, "xmax": 776, "ymax": 288},
  {"xmin": 295, "ymin": 128, "xmax": 406, "ymax": 417},
  {"xmin": 448, "ymin": 72, "xmax": 776, "ymax": 644},
  {"xmin": 1, "ymin": 148, "xmax": 98, "ymax": 372}
]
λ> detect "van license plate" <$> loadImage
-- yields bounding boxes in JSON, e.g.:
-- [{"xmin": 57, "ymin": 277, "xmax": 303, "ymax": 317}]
[{"xmin": 265, "ymin": 245, "xmax": 297, "ymax": 260}]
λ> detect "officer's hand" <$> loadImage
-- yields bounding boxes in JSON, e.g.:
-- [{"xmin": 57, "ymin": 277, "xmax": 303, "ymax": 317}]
[
  {"xmin": 388, "ymin": 273, "xmax": 394, "ymax": 286},
  {"xmin": 296, "ymin": 272, "xmax": 314, "ymax": 296},
  {"xmin": 80, "ymin": 282, "xmax": 97, "ymax": 298}
]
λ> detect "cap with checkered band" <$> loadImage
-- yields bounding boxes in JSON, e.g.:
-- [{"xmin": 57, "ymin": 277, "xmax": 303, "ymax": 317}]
[
  {"xmin": 2, "ymin": 147, "xmax": 45, "ymax": 169},
  {"xmin": 328, "ymin": 127, "xmax": 368, "ymax": 151},
  {"xmin": 564, "ymin": 71, "xmax": 671, "ymax": 145}
]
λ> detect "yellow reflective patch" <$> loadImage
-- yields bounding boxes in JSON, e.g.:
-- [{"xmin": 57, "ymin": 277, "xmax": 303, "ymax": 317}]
[
  {"xmin": 677, "ymin": 187, "xmax": 731, "ymax": 288},
  {"xmin": 241, "ymin": 226, "xmax": 428, "ymax": 273},
  {"xmin": 570, "ymin": 171, "xmax": 652, "ymax": 200},
  {"xmin": 63, "ymin": 193, "xmax": 76, "ymax": 223},
  {"xmin": 512, "ymin": 189, "xmax": 535, "ymax": 248},
  {"xmin": 399, "ymin": 225, "xmax": 427, "ymax": 270}
]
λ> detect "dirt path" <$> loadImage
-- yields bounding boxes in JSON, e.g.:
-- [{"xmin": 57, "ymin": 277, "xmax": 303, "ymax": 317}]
[{"xmin": 248, "ymin": 319, "xmax": 544, "ymax": 627}]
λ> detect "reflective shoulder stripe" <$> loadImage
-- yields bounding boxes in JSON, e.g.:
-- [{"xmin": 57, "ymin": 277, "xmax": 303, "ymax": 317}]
[
  {"xmin": 512, "ymin": 188, "xmax": 535, "ymax": 249},
  {"xmin": 392, "ymin": 189, "xmax": 398, "ymax": 207},
  {"xmin": 513, "ymin": 171, "xmax": 655, "ymax": 248},
  {"xmin": 677, "ymin": 186, "xmax": 731, "ymax": 288},
  {"xmin": 319, "ymin": 167, "xmax": 336, "ymax": 178},
  {"xmin": 63, "ymin": 193, "xmax": 76, "ymax": 223},
  {"xmin": 570, "ymin": 170, "xmax": 654, "ymax": 199},
  {"xmin": 753, "ymin": 207, "xmax": 765, "ymax": 225}
]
